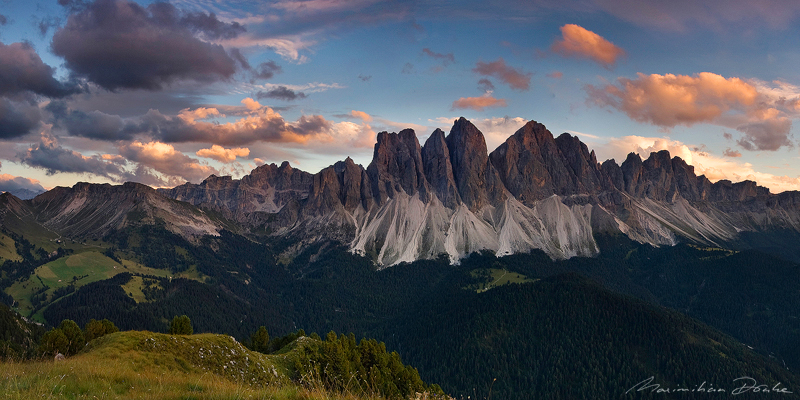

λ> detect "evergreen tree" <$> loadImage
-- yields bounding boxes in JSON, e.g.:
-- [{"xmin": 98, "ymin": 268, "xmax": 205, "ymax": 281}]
[
  {"xmin": 58, "ymin": 319, "xmax": 85, "ymax": 355},
  {"xmin": 169, "ymin": 315, "xmax": 193, "ymax": 335},
  {"xmin": 250, "ymin": 326, "xmax": 270, "ymax": 353},
  {"xmin": 39, "ymin": 328, "xmax": 69, "ymax": 356},
  {"xmin": 84, "ymin": 319, "xmax": 119, "ymax": 342}
]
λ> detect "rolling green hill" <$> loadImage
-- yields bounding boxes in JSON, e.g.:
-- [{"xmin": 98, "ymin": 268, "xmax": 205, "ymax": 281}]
[{"xmin": 1, "ymin": 329, "xmax": 444, "ymax": 400}]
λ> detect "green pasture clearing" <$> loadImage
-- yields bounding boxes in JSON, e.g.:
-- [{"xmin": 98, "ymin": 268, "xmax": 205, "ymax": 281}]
[
  {"xmin": 471, "ymin": 268, "xmax": 536, "ymax": 293},
  {"xmin": 4, "ymin": 251, "xmax": 207, "ymax": 318},
  {"xmin": 0, "ymin": 233, "xmax": 21, "ymax": 262}
]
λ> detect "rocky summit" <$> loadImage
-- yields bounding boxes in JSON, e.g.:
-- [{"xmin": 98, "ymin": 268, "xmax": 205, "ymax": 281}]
[{"xmin": 152, "ymin": 117, "xmax": 800, "ymax": 265}]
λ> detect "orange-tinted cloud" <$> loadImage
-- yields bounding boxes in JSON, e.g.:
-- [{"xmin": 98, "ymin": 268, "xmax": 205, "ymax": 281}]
[
  {"xmin": 119, "ymin": 141, "xmax": 218, "ymax": 183},
  {"xmin": 350, "ymin": 110, "xmax": 372, "ymax": 122},
  {"xmin": 196, "ymin": 145, "xmax": 250, "ymax": 163},
  {"xmin": 723, "ymin": 148, "xmax": 742, "ymax": 157},
  {"xmin": 586, "ymin": 72, "xmax": 797, "ymax": 151},
  {"xmin": 473, "ymin": 58, "xmax": 531, "ymax": 91},
  {"xmin": 586, "ymin": 72, "xmax": 758, "ymax": 126},
  {"xmin": 547, "ymin": 71, "xmax": 564, "ymax": 79},
  {"xmin": 451, "ymin": 95, "xmax": 508, "ymax": 112},
  {"xmin": 552, "ymin": 24, "xmax": 624, "ymax": 67}
]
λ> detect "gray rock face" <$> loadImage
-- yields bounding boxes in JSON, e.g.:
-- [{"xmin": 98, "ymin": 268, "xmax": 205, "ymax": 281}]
[
  {"xmin": 366, "ymin": 129, "xmax": 430, "ymax": 204},
  {"xmin": 159, "ymin": 161, "xmax": 313, "ymax": 221},
  {"xmin": 421, "ymin": 128, "xmax": 461, "ymax": 208},
  {"xmin": 139, "ymin": 117, "xmax": 800, "ymax": 265},
  {"xmin": 446, "ymin": 117, "xmax": 504, "ymax": 210}
]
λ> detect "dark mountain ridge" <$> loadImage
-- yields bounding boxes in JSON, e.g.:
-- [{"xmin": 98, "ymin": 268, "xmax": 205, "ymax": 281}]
[{"xmin": 158, "ymin": 117, "xmax": 800, "ymax": 264}]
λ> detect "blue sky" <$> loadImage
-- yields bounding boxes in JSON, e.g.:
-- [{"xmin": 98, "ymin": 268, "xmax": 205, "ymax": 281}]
[{"xmin": 2, "ymin": 0, "xmax": 800, "ymax": 194}]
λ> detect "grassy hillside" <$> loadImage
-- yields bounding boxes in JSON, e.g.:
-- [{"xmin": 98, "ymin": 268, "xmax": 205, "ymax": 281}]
[{"xmin": 0, "ymin": 330, "xmax": 429, "ymax": 400}]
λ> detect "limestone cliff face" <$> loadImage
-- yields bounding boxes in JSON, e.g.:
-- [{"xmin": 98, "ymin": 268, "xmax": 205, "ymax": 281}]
[{"xmin": 116, "ymin": 117, "xmax": 800, "ymax": 265}]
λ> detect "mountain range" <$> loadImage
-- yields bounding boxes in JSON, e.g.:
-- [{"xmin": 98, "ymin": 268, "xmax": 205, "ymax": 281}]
[
  {"xmin": 147, "ymin": 117, "xmax": 800, "ymax": 265},
  {"xmin": 3, "ymin": 117, "xmax": 800, "ymax": 398}
]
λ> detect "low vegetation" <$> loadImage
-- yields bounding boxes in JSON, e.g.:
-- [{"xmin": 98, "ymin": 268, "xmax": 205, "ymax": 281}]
[{"xmin": 1, "ymin": 313, "xmax": 447, "ymax": 399}]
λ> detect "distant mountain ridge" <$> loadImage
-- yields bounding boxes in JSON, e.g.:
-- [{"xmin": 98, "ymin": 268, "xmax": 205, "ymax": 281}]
[
  {"xmin": 2, "ymin": 117, "xmax": 798, "ymax": 265},
  {"xmin": 156, "ymin": 117, "xmax": 800, "ymax": 264}
]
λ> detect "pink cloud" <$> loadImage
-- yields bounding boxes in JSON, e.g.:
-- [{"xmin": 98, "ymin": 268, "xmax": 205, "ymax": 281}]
[
  {"xmin": 119, "ymin": 141, "xmax": 218, "ymax": 183},
  {"xmin": 585, "ymin": 72, "xmax": 798, "ymax": 151},
  {"xmin": 196, "ymin": 145, "xmax": 250, "ymax": 163},
  {"xmin": 547, "ymin": 71, "xmax": 564, "ymax": 79},
  {"xmin": 473, "ymin": 58, "xmax": 532, "ymax": 91},
  {"xmin": 451, "ymin": 95, "xmax": 508, "ymax": 112},
  {"xmin": 552, "ymin": 24, "xmax": 624, "ymax": 67}
]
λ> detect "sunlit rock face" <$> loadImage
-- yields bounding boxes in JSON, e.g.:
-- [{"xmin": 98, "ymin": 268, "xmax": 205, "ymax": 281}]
[{"xmin": 157, "ymin": 118, "xmax": 800, "ymax": 265}]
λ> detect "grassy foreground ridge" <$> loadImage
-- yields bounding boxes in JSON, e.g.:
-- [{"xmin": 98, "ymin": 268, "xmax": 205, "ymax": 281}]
[{"xmin": 0, "ymin": 330, "xmax": 445, "ymax": 400}]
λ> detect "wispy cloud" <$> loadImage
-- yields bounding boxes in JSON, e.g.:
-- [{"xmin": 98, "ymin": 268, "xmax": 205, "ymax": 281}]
[
  {"xmin": 551, "ymin": 24, "xmax": 624, "ymax": 67},
  {"xmin": 473, "ymin": 58, "xmax": 532, "ymax": 91}
]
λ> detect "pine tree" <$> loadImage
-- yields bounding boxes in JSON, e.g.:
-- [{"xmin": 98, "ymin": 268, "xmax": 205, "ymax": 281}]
[
  {"xmin": 169, "ymin": 315, "xmax": 193, "ymax": 335},
  {"xmin": 251, "ymin": 326, "xmax": 270, "ymax": 353}
]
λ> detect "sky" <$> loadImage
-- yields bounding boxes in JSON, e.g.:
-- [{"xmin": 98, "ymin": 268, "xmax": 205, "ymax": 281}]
[{"xmin": 2, "ymin": 0, "xmax": 800, "ymax": 195}]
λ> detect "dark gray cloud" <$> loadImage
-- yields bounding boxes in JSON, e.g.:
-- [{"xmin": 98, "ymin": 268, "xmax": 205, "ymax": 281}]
[
  {"xmin": 478, "ymin": 78, "xmax": 494, "ymax": 93},
  {"xmin": 20, "ymin": 137, "xmax": 131, "ymax": 179},
  {"xmin": 18, "ymin": 136, "xmax": 174, "ymax": 186},
  {"xmin": 358, "ymin": 74, "xmax": 372, "ymax": 82},
  {"xmin": 51, "ymin": 0, "xmax": 244, "ymax": 91},
  {"xmin": 0, "ymin": 14, "xmax": 8, "ymax": 26},
  {"xmin": 256, "ymin": 86, "xmax": 307, "ymax": 101},
  {"xmin": 36, "ymin": 16, "xmax": 62, "ymax": 37},
  {"xmin": 0, "ymin": 174, "xmax": 45, "ymax": 196},
  {"xmin": 178, "ymin": 9, "xmax": 246, "ymax": 40},
  {"xmin": 422, "ymin": 48, "xmax": 454, "ymax": 65},
  {"xmin": 0, "ymin": 98, "xmax": 42, "ymax": 139},
  {"xmin": 254, "ymin": 61, "xmax": 282, "ymax": 80},
  {"xmin": 736, "ymin": 119, "xmax": 793, "ymax": 151},
  {"xmin": 401, "ymin": 62, "xmax": 414, "ymax": 74},
  {"xmin": 0, "ymin": 41, "xmax": 83, "ymax": 98}
]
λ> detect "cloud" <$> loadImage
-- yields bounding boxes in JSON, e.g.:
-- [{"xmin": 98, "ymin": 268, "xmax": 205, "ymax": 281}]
[
  {"xmin": 598, "ymin": 135, "xmax": 800, "ymax": 193},
  {"xmin": 551, "ymin": 24, "xmax": 624, "ymax": 67},
  {"xmin": 0, "ymin": 15, "xmax": 7, "ymax": 26},
  {"xmin": 253, "ymin": 61, "xmax": 282, "ymax": 80},
  {"xmin": 0, "ymin": 174, "xmax": 45, "ymax": 194},
  {"xmin": 119, "ymin": 141, "xmax": 218, "ymax": 183},
  {"xmin": 358, "ymin": 74, "xmax": 372, "ymax": 82},
  {"xmin": 478, "ymin": 78, "xmax": 494, "ymax": 93},
  {"xmin": 0, "ymin": 98, "xmax": 42, "ymax": 139},
  {"xmin": 473, "ymin": 58, "xmax": 532, "ymax": 91},
  {"xmin": 585, "ymin": 0, "xmax": 800, "ymax": 32},
  {"xmin": 50, "ymin": 106, "xmax": 134, "ymax": 141},
  {"xmin": 0, "ymin": 41, "xmax": 83, "ymax": 98},
  {"xmin": 451, "ymin": 95, "xmax": 507, "ymax": 112},
  {"xmin": 256, "ymin": 86, "xmax": 308, "ymax": 101},
  {"xmin": 586, "ymin": 72, "xmax": 797, "ymax": 151},
  {"xmin": 547, "ymin": 71, "xmax": 564, "ymax": 79},
  {"xmin": 723, "ymin": 148, "xmax": 741, "ymax": 157},
  {"xmin": 51, "ymin": 0, "xmax": 243, "ymax": 91},
  {"xmin": 20, "ymin": 135, "xmax": 133, "ymax": 180},
  {"xmin": 196, "ymin": 145, "xmax": 250, "ymax": 163},
  {"xmin": 251, "ymin": 81, "xmax": 345, "ymax": 94},
  {"xmin": 350, "ymin": 110, "xmax": 372, "ymax": 122},
  {"xmin": 422, "ymin": 48, "xmax": 455, "ymax": 66},
  {"xmin": 401, "ymin": 63, "xmax": 415, "ymax": 74}
]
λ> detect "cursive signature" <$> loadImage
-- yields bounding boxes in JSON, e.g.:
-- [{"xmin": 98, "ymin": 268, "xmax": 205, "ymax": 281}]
[
  {"xmin": 625, "ymin": 376, "xmax": 794, "ymax": 396},
  {"xmin": 626, "ymin": 376, "xmax": 726, "ymax": 394},
  {"xmin": 732, "ymin": 377, "xmax": 793, "ymax": 396}
]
